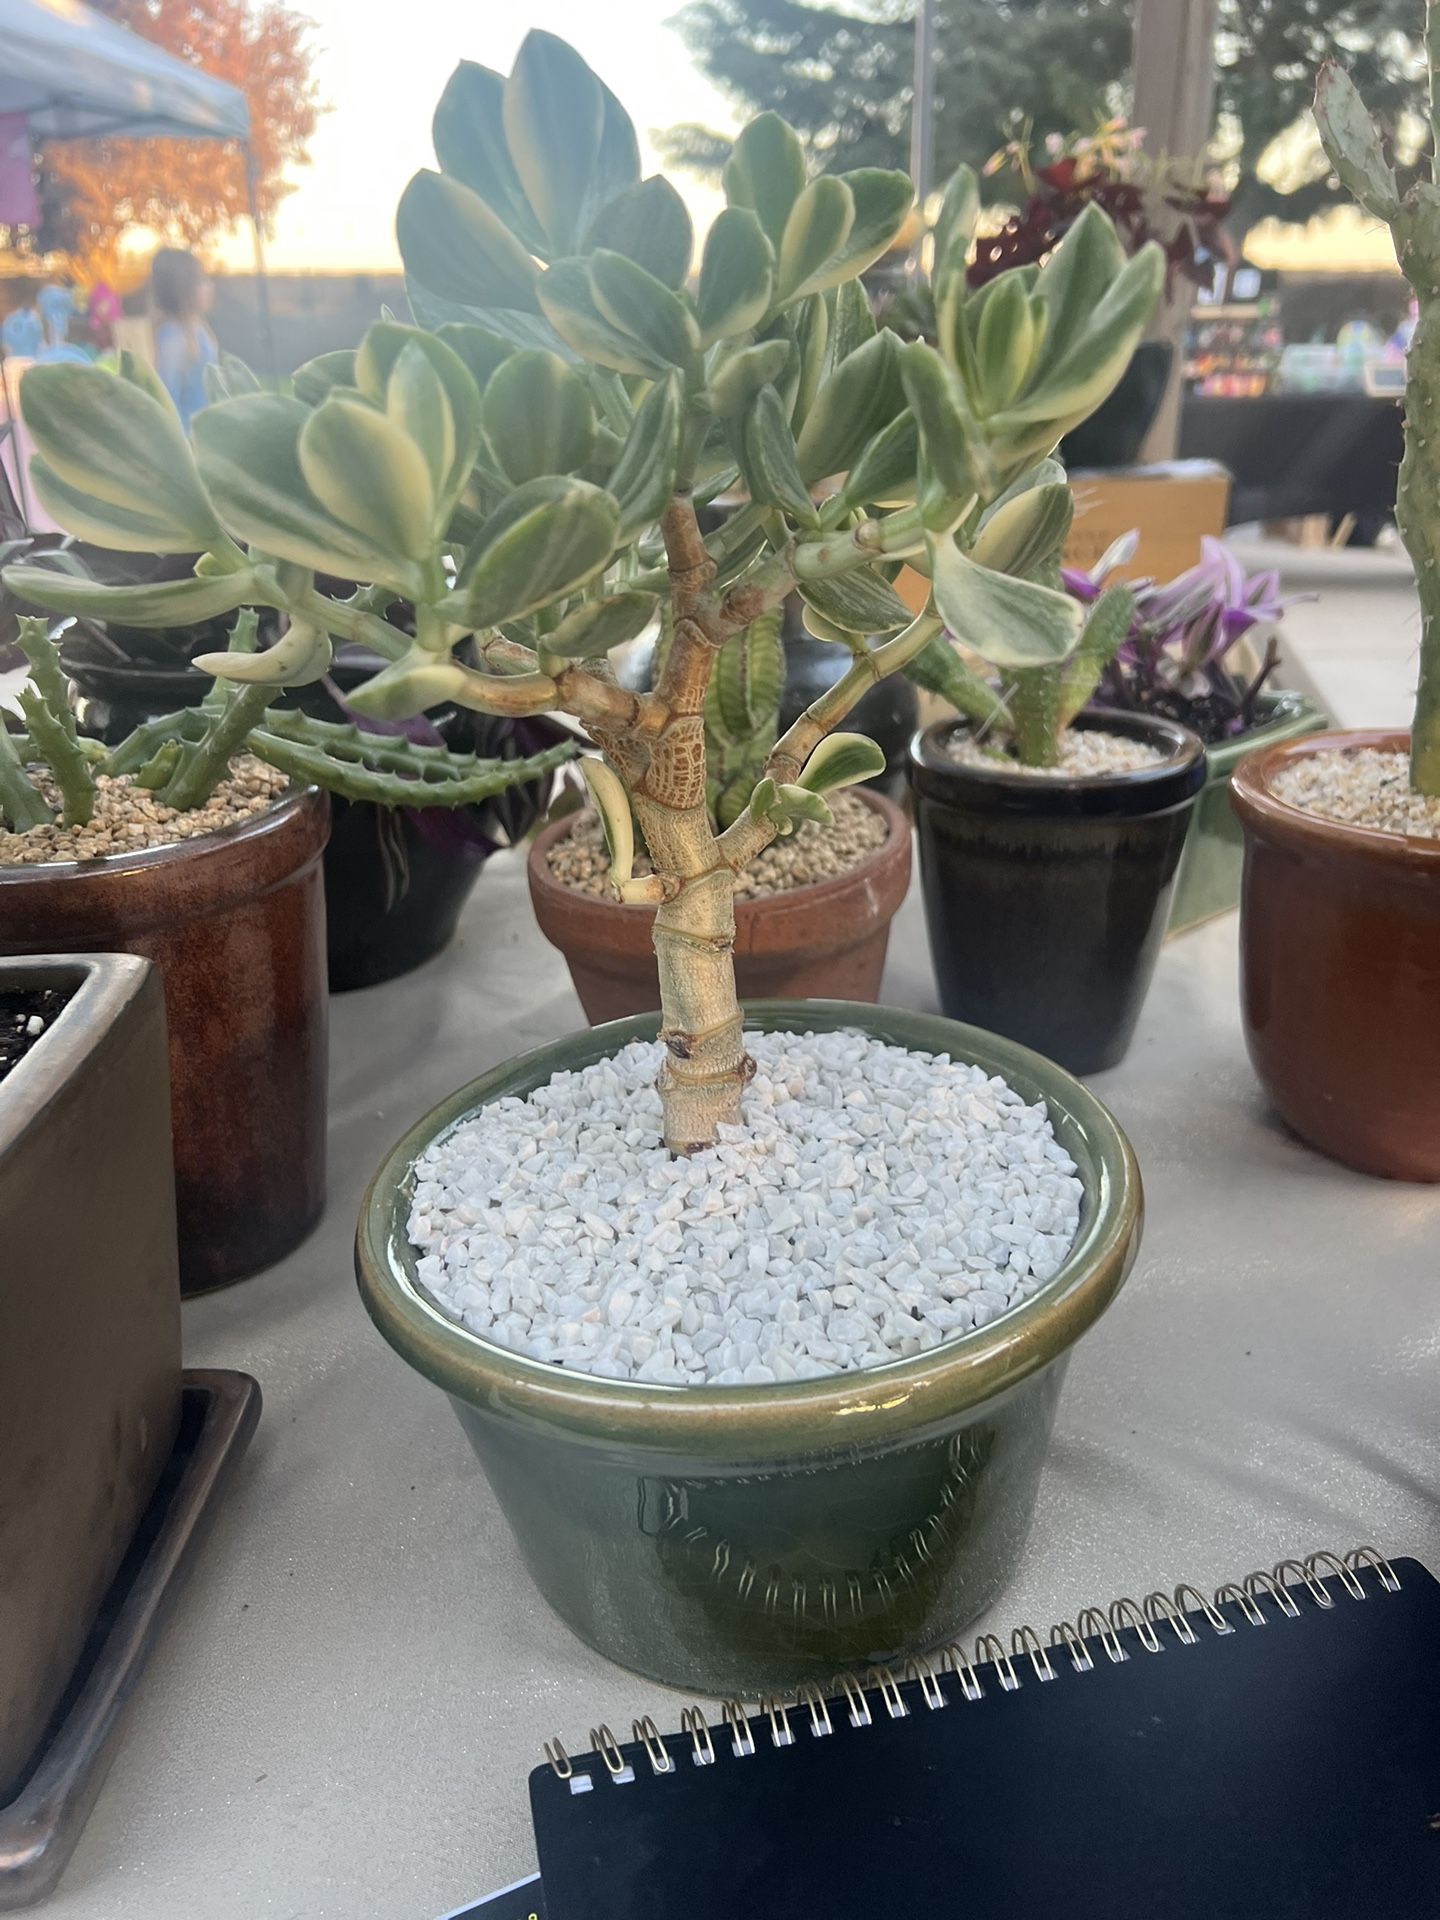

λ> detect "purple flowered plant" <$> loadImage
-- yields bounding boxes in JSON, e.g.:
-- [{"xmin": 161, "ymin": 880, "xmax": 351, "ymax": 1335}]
[{"xmin": 1073, "ymin": 536, "xmax": 1310, "ymax": 744}]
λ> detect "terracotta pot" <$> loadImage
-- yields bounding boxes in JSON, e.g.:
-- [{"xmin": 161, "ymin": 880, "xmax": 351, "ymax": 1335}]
[
  {"xmin": 909, "ymin": 712, "xmax": 1206, "ymax": 1075},
  {"xmin": 527, "ymin": 788, "xmax": 912, "ymax": 1023},
  {"xmin": 1233, "ymin": 728, "xmax": 1440, "ymax": 1181},
  {"xmin": 356, "ymin": 1002, "xmax": 1142, "ymax": 1695},
  {"xmin": 0, "ymin": 953, "xmax": 180, "ymax": 1803},
  {"xmin": 0, "ymin": 790, "xmax": 329, "ymax": 1290}
]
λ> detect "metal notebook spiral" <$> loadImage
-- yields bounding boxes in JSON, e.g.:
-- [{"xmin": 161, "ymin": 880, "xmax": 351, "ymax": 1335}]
[{"xmin": 544, "ymin": 1547, "xmax": 1402, "ymax": 1783}]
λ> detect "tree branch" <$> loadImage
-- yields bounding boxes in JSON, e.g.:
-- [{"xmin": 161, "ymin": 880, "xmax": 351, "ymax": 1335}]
[
  {"xmin": 654, "ymin": 492, "xmax": 727, "ymax": 719},
  {"xmin": 716, "ymin": 610, "xmax": 942, "ymax": 868}
]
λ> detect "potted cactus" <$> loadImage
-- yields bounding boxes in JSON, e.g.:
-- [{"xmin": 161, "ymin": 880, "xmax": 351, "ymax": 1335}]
[
  {"xmin": 12, "ymin": 33, "xmax": 1155, "ymax": 1687},
  {"xmin": 1, "ymin": 380, "xmax": 572, "ymax": 1288},
  {"xmin": 529, "ymin": 599, "xmax": 912, "ymax": 1021},
  {"xmin": 906, "ymin": 459, "xmax": 1205, "ymax": 1074},
  {"xmin": 1224, "ymin": 33, "xmax": 1440, "ymax": 1181}
]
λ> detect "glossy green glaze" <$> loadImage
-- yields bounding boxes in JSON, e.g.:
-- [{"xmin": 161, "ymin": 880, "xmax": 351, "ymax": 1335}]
[
  {"xmin": 1167, "ymin": 692, "xmax": 1327, "ymax": 936},
  {"xmin": 355, "ymin": 1002, "xmax": 1143, "ymax": 1693}
]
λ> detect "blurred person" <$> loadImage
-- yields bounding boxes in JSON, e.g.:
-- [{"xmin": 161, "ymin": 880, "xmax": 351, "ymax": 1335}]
[{"xmin": 150, "ymin": 247, "xmax": 217, "ymax": 429}]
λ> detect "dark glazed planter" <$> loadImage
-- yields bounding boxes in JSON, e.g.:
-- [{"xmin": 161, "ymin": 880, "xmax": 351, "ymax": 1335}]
[
  {"xmin": 1167, "ymin": 690, "xmax": 1328, "ymax": 935},
  {"xmin": 356, "ymin": 1002, "xmax": 1142, "ymax": 1695},
  {"xmin": 527, "ymin": 788, "xmax": 911, "ymax": 1024},
  {"xmin": 0, "ymin": 790, "xmax": 329, "ymax": 1291},
  {"xmin": 1060, "ymin": 339, "xmax": 1174, "ymax": 470},
  {"xmin": 910, "ymin": 713, "xmax": 1205, "ymax": 1075},
  {"xmin": 1234, "ymin": 729, "xmax": 1440, "ymax": 1181},
  {"xmin": 0, "ymin": 954, "xmax": 180, "ymax": 1804},
  {"xmin": 62, "ymin": 645, "xmax": 531, "ymax": 993}
]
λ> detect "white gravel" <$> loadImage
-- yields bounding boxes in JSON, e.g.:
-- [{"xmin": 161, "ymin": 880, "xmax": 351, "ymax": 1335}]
[
  {"xmin": 407, "ymin": 1029, "xmax": 1084, "ymax": 1387},
  {"xmin": 947, "ymin": 729, "xmax": 1167, "ymax": 778}
]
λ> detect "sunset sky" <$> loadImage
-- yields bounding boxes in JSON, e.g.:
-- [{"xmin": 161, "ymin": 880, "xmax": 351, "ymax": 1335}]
[
  {"xmin": 213, "ymin": 0, "xmax": 736, "ymax": 273},
  {"xmin": 202, "ymin": 0, "xmax": 1403, "ymax": 281}
]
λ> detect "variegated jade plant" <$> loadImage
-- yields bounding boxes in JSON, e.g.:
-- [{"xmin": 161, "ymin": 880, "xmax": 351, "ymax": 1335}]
[
  {"xmin": 4, "ymin": 31, "xmax": 1162, "ymax": 1150},
  {"xmin": 1315, "ymin": 21, "xmax": 1440, "ymax": 795}
]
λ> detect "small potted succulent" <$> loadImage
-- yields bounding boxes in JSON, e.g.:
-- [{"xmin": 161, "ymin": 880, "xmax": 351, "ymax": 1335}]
[
  {"xmin": 1224, "ymin": 41, "xmax": 1440, "ymax": 1181},
  {"xmin": 529, "ymin": 600, "xmax": 913, "ymax": 1020},
  {"xmin": 13, "ymin": 34, "xmax": 1157, "ymax": 1687},
  {"xmin": 1, "ymin": 376, "xmax": 572, "ymax": 1290},
  {"xmin": 906, "ymin": 478, "xmax": 1205, "ymax": 1075},
  {"xmin": 1069, "ymin": 534, "xmax": 1326, "ymax": 933}
]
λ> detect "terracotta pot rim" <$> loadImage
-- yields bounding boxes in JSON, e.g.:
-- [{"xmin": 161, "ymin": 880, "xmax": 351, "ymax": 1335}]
[
  {"xmin": 0, "ymin": 781, "xmax": 321, "ymax": 887},
  {"xmin": 354, "ymin": 1000, "xmax": 1142, "ymax": 1459},
  {"xmin": 1232, "ymin": 728, "xmax": 1440, "ymax": 871},
  {"xmin": 909, "ymin": 709, "xmax": 1205, "ymax": 818},
  {"xmin": 526, "ymin": 784, "xmax": 909, "ymax": 921}
]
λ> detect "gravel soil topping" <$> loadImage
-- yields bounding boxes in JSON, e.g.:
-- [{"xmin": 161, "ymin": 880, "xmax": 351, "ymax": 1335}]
[
  {"xmin": 0, "ymin": 756, "xmax": 288, "ymax": 867},
  {"xmin": 546, "ymin": 788, "xmax": 888, "ymax": 900},
  {"xmin": 408, "ymin": 1028, "xmax": 1084, "ymax": 1387},
  {"xmin": 1270, "ymin": 748, "xmax": 1440, "ymax": 840},
  {"xmin": 945, "ymin": 729, "xmax": 1167, "ymax": 778}
]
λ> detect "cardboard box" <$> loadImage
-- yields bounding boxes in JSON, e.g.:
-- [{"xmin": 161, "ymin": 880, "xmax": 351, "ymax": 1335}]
[{"xmin": 1065, "ymin": 459, "xmax": 1231, "ymax": 581}]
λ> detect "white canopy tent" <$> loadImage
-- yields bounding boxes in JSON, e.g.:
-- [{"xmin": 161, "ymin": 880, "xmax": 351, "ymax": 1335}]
[
  {"xmin": 0, "ymin": 0, "xmax": 273, "ymax": 521},
  {"xmin": 0, "ymin": 0, "xmax": 250, "ymax": 142}
]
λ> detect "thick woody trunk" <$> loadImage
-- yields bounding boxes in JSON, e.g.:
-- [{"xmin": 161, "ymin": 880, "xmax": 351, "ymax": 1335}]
[{"xmin": 596, "ymin": 492, "xmax": 754, "ymax": 1153}]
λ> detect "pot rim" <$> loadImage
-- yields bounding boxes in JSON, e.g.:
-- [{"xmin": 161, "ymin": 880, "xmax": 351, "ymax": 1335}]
[
  {"xmin": 1231, "ymin": 728, "xmax": 1440, "ymax": 871},
  {"xmin": 1197, "ymin": 689, "xmax": 1326, "ymax": 777},
  {"xmin": 909, "ymin": 709, "xmax": 1205, "ymax": 819},
  {"xmin": 354, "ymin": 1000, "xmax": 1142, "ymax": 1458},
  {"xmin": 526, "ymin": 784, "xmax": 909, "ymax": 923},
  {"xmin": 0, "ymin": 781, "xmax": 321, "ymax": 886}
]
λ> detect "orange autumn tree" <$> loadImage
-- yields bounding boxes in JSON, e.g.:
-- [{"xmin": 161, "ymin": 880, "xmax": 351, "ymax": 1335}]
[{"xmin": 46, "ymin": 0, "xmax": 319, "ymax": 281}]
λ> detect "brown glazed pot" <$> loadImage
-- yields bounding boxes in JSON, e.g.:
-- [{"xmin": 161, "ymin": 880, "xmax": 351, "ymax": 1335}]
[
  {"xmin": 1233, "ymin": 729, "xmax": 1440, "ymax": 1181},
  {"xmin": 527, "ymin": 787, "xmax": 911, "ymax": 1023},
  {"xmin": 0, "ymin": 790, "xmax": 329, "ymax": 1289},
  {"xmin": 0, "ymin": 953, "xmax": 181, "ymax": 1802}
]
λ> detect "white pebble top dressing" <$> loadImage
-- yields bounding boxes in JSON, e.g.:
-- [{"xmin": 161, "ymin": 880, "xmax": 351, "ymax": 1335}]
[{"xmin": 407, "ymin": 1030, "xmax": 1084, "ymax": 1387}]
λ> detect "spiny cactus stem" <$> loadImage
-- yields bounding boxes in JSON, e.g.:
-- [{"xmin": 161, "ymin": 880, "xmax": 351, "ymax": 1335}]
[
  {"xmin": 18, "ymin": 690, "xmax": 97, "ymax": 826},
  {"xmin": 255, "ymin": 708, "xmax": 576, "ymax": 784},
  {"xmin": 105, "ymin": 709, "xmax": 207, "ymax": 776},
  {"xmin": 247, "ymin": 729, "xmax": 575, "ymax": 807},
  {"xmin": 0, "ymin": 725, "xmax": 52, "ymax": 832},
  {"xmin": 157, "ymin": 681, "xmax": 276, "ymax": 810},
  {"xmin": 1396, "ymin": 296, "xmax": 1440, "ymax": 795}
]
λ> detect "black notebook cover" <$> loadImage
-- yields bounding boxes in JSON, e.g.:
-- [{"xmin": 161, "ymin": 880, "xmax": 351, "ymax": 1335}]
[{"xmin": 530, "ymin": 1554, "xmax": 1440, "ymax": 1918}]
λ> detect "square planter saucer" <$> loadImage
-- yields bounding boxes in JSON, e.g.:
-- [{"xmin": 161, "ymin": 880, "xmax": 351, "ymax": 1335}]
[{"xmin": 0, "ymin": 1370, "xmax": 261, "ymax": 1910}]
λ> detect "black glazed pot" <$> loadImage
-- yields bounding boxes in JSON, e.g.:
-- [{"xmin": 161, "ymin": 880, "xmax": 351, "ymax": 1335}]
[
  {"xmin": 61, "ymin": 642, "xmax": 553, "ymax": 992},
  {"xmin": 1060, "ymin": 340, "xmax": 1174, "ymax": 471},
  {"xmin": 909, "ymin": 711, "xmax": 1206, "ymax": 1074}
]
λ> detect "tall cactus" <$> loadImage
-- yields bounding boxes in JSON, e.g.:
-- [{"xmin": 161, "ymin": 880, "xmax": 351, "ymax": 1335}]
[{"xmin": 1315, "ymin": 22, "xmax": 1440, "ymax": 794}]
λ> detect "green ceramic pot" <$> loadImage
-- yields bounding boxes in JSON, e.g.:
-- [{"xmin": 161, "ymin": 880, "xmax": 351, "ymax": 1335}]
[
  {"xmin": 1167, "ymin": 692, "xmax": 1327, "ymax": 936},
  {"xmin": 355, "ymin": 1002, "xmax": 1142, "ymax": 1695}
]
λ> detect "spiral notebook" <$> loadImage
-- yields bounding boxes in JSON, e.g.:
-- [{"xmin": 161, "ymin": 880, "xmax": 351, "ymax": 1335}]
[{"xmin": 529, "ymin": 1549, "xmax": 1440, "ymax": 1919}]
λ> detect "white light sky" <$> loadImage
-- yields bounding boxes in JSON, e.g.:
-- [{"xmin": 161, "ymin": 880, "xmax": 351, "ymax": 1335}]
[{"xmin": 214, "ymin": 0, "xmax": 736, "ymax": 272}]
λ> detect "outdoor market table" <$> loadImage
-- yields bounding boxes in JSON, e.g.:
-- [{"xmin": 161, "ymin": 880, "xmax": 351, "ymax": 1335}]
[{"xmin": 42, "ymin": 829, "xmax": 1440, "ymax": 1920}]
